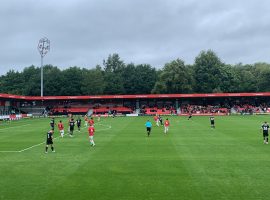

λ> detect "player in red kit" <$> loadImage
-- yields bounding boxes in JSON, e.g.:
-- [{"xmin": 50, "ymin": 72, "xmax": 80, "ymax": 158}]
[
  {"xmin": 88, "ymin": 125, "xmax": 95, "ymax": 146},
  {"xmin": 164, "ymin": 118, "xmax": 170, "ymax": 134},
  {"xmin": 88, "ymin": 117, "xmax": 94, "ymax": 127},
  {"xmin": 57, "ymin": 120, "xmax": 65, "ymax": 137},
  {"xmin": 154, "ymin": 115, "xmax": 159, "ymax": 126}
]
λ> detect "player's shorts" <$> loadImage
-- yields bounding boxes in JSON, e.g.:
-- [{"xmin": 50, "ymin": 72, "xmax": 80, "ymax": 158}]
[
  {"xmin": 46, "ymin": 139, "xmax": 53, "ymax": 145},
  {"xmin": 211, "ymin": 121, "xmax": 215, "ymax": 125},
  {"xmin": 77, "ymin": 124, "xmax": 81, "ymax": 127},
  {"xmin": 263, "ymin": 131, "xmax": 269, "ymax": 137},
  {"xmin": 147, "ymin": 127, "xmax": 151, "ymax": 132},
  {"xmin": 89, "ymin": 136, "xmax": 94, "ymax": 140},
  {"xmin": 70, "ymin": 126, "xmax": 74, "ymax": 131}
]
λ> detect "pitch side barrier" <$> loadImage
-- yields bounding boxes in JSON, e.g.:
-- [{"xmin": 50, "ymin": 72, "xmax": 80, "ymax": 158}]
[
  {"xmin": 0, "ymin": 114, "xmax": 33, "ymax": 120},
  {"xmin": 178, "ymin": 113, "xmax": 228, "ymax": 116},
  {"xmin": 230, "ymin": 112, "xmax": 270, "ymax": 115}
]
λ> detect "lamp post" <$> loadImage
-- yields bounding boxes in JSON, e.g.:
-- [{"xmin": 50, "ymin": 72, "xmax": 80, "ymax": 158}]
[{"xmin": 37, "ymin": 37, "xmax": 50, "ymax": 97}]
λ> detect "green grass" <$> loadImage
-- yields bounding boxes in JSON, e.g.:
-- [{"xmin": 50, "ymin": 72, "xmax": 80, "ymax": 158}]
[{"xmin": 1, "ymin": 115, "xmax": 270, "ymax": 200}]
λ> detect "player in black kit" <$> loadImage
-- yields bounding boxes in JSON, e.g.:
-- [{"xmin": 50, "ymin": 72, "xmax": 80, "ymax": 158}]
[
  {"xmin": 261, "ymin": 122, "xmax": 269, "ymax": 144},
  {"xmin": 76, "ymin": 118, "xmax": 81, "ymax": 132},
  {"xmin": 69, "ymin": 118, "xmax": 75, "ymax": 137},
  {"xmin": 45, "ymin": 130, "xmax": 55, "ymax": 153},
  {"xmin": 50, "ymin": 118, "xmax": 55, "ymax": 130},
  {"xmin": 188, "ymin": 113, "xmax": 192, "ymax": 120},
  {"xmin": 159, "ymin": 115, "xmax": 163, "ymax": 126},
  {"xmin": 210, "ymin": 116, "xmax": 215, "ymax": 128}
]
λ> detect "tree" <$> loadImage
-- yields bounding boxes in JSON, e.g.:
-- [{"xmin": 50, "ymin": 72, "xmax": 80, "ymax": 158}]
[
  {"xmin": 21, "ymin": 66, "xmax": 41, "ymax": 95},
  {"xmin": 122, "ymin": 63, "xmax": 157, "ymax": 94},
  {"xmin": 60, "ymin": 67, "xmax": 84, "ymax": 95},
  {"xmin": 218, "ymin": 65, "xmax": 240, "ymax": 93},
  {"xmin": 0, "ymin": 70, "xmax": 24, "ymax": 94},
  {"xmin": 233, "ymin": 64, "xmax": 257, "ymax": 92},
  {"xmin": 43, "ymin": 65, "xmax": 63, "ymax": 96},
  {"xmin": 81, "ymin": 65, "xmax": 105, "ymax": 95},
  {"xmin": 103, "ymin": 54, "xmax": 126, "ymax": 94},
  {"xmin": 193, "ymin": 50, "xmax": 224, "ymax": 93},
  {"xmin": 122, "ymin": 63, "xmax": 137, "ymax": 94},
  {"xmin": 152, "ymin": 59, "xmax": 193, "ymax": 94},
  {"xmin": 253, "ymin": 63, "xmax": 270, "ymax": 92}
]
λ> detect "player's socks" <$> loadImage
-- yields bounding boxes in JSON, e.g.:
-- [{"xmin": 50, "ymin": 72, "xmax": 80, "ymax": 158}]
[
  {"xmin": 51, "ymin": 147, "xmax": 54, "ymax": 151},
  {"xmin": 45, "ymin": 147, "xmax": 48, "ymax": 153}
]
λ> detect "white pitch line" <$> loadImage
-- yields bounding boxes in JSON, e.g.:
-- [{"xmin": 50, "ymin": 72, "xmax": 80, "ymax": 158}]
[
  {"xmin": 0, "ymin": 123, "xmax": 112, "ymax": 153},
  {"xmin": 95, "ymin": 123, "xmax": 111, "ymax": 129},
  {"xmin": 19, "ymin": 141, "xmax": 46, "ymax": 153},
  {"xmin": 0, "ymin": 150, "xmax": 20, "ymax": 153}
]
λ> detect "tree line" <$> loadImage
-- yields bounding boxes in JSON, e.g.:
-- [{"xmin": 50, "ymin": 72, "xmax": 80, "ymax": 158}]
[{"xmin": 1, "ymin": 50, "xmax": 270, "ymax": 96}]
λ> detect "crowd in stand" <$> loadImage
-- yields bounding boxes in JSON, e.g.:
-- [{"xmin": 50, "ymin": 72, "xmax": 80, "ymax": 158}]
[
  {"xmin": 5, "ymin": 99, "xmax": 270, "ymax": 116},
  {"xmin": 231, "ymin": 104, "xmax": 268, "ymax": 114},
  {"xmin": 181, "ymin": 105, "xmax": 229, "ymax": 114},
  {"xmin": 25, "ymin": 102, "xmax": 270, "ymax": 116},
  {"xmin": 180, "ymin": 103, "xmax": 270, "ymax": 115}
]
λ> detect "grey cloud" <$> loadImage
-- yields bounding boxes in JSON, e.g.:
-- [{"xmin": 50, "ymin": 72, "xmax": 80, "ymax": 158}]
[{"xmin": 1, "ymin": 0, "xmax": 270, "ymax": 75}]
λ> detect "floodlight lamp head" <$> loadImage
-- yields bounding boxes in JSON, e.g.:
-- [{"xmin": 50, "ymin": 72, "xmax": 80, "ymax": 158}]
[{"xmin": 38, "ymin": 37, "xmax": 50, "ymax": 57}]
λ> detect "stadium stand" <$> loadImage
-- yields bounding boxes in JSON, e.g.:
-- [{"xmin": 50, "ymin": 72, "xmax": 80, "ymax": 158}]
[{"xmin": 2, "ymin": 92, "xmax": 270, "ymax": 118}]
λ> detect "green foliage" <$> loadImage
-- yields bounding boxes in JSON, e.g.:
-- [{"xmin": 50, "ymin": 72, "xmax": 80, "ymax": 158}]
[
  {"xmin": 152, "ymin": 59, "xmax": 193, "ymax": 94},
  {"xmin": 81, "ymin": 65, "xmax": 105, "ymax": 95},
  {"xmin": 103, "ymin": 54, "xmax": 126, "ymax": 94},
  {"xmin": 123, "ymin": 64, "xmax": 157, "ymax": 94},
  {"xmin": 0, "ymin": 70, "xmax": 25, "ymax": 95},
  {"xmin": 1, "ymin": 51, "xmax": 270, "ymax": 95},
  {"xmin": 193, "ymin": 50, "xmax": 225, "ymax": 93},
  {"xmin": 0, "ymin": 70, "xmax": 22, "ymax": 94},
  {"xmin": 60, "ymin": 67, "xmax": 84, "ymax": 95},
  {"xmin": 21, "ymin": 65, "xmax": 41, "ymax": 95},
  {"xmin": 43, "ymin": 65, "xmax": 63, "ymax": 96}
]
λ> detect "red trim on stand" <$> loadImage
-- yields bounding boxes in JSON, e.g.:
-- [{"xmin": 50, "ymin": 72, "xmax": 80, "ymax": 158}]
[{"xmin": 1, "ymin": 92, "xmax": 270, "ymax": 101}]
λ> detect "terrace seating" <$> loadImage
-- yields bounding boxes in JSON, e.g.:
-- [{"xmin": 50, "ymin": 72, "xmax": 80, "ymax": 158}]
[
  {"xmin": 232, "ymin": 104, "xmax": 263, "ymax": 114},
  {"xmin": 143, "ymin": 107, "xmax": 176, "ymax": 115},
  {"xmin": 50, "ymin": 105, "xmax": 134, "ymax": 115},
  {"xmin": 19, "ymin": 106, "xmax": 47, "ymax": 116},
  {"xmin": 93, "ymin": 106, "xmax": 133, "ymax": 114},
  {"xmin": 181, "ymin": 105, "xmax": 229, "ymax": 115},
  {"xmin": 51, "ymin": 107, "xmax": 89, "ymax": 115}
]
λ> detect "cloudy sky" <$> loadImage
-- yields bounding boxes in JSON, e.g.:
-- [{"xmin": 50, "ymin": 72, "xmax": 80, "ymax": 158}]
[{"xmin": 0, "ymin": 0, "xmax": 270, "ymax": 75}]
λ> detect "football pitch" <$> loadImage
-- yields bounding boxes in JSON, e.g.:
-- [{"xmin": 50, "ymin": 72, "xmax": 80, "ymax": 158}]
[{"xmin": 1, "ymin": 115, "xmax": 270, "ymax": 200}]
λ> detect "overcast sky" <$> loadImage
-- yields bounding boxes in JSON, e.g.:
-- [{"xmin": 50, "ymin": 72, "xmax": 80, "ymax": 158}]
[{"xmin": 0, "ymin": 0, "xmax": 270, "ymax": 75}]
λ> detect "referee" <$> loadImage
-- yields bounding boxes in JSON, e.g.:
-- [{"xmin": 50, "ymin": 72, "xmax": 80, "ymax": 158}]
[{"xmin": 145, "ymin": 120, "xmax": 152, "ymax": 137}]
